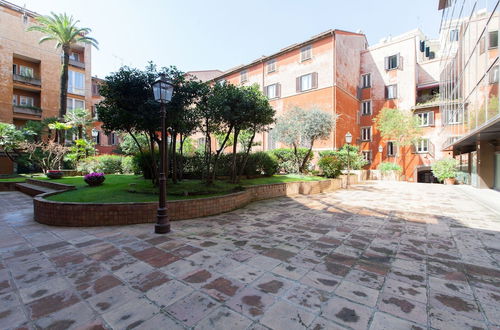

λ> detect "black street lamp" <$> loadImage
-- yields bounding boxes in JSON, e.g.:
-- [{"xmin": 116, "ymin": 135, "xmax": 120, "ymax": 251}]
[
  {"xmin": 345, "ymin": 132, "xmax": 352, "ymax": 189},
  {"xmin": 152, "ymin": 74, "xmax": 174, "ymax": 234}
]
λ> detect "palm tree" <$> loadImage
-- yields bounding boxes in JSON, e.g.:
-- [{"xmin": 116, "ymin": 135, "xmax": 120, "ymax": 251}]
[
  {"xmin": 64, "ymin": 107, "xmax": 91, "ymax": 139},
  {"xmin": 27, "ymin": 13, "xmax": 98, "ymax": 119}
]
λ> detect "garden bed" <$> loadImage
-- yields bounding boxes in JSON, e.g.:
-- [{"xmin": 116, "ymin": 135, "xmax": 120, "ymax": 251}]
[{"xmin": 33, "ymin": 175, "xmax": 357, "ymax": 226}]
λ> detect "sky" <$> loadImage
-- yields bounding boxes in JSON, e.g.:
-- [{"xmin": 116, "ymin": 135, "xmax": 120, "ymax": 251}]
[{"xmin": 10, "ymin": 0, "xmax": 443, "ymax": 78}]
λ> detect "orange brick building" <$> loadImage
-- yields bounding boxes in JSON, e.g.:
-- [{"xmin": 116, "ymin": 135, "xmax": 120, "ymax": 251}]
[
  {"xmin": 210, "ymin": 29, "xmax": 454, "ymax": 182},
  {"xmin": 0, "ymin": 0, "xmax": 92, "ymax": 173}
]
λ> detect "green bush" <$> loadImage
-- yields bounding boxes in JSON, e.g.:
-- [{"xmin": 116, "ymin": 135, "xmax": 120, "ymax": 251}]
[
  {"xmin": 132, "ymin": 150, "xmax": 159, "ymax": 179},
  {"xmin": 432, "ymin": 158, "xmax": 459, "ymax": 181},
  {"xmin": 378, "ymin": 162, "xmax": 402, "ymax": 173},
  {"xmin": 319, "ymin": 145, "xmax": 367, "ymax": 170},
  {"xmin": 77, "ymin": 155, "xmax": 124, "ymax": 174},
  {"xmin": 243, "ymin": 152, "xmax": 278, "ymax": 177},
  {"xmin": 121, "ymin": 156, "xmax": 135, "ymax": 174},
  {"xmin": 318, "ymin": 155, "xmax": 342, "ymax": 178},
  {"xmin": 269, "ymin": 148, "xmax": 312, "ymax": 173}
]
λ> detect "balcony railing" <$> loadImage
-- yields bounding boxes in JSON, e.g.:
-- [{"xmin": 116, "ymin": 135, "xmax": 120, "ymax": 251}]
[
  {"xmin": 12, "ymin": 73, "xmax": 41, "ymax": 86},
  {"xmin": 68, "ymin": 58, "xmax": 85, "ymax": 69},
  {"xmin": 13, "ymin": 105, "xmax": 42, "ymax": 117}
]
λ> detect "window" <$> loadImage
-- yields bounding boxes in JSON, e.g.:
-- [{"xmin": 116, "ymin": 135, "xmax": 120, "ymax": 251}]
[
  {"xmin": 361, "ymin": 73, "xmax": 371, "ymax": 88},
  {"xmin": 265, "ymin": 84, "xmax": 280, "ymax": 99},
  {"xmin": 387, "ymin": 141, "xmax": 396, "ymax": 157},
  {"xmin": 267, "ymin": 59, "xmax": 276, "ymax": 73},
  {"xmin": 92, "ymin": 83, "xmax": 100, "ymax": 96},
  {"xmin": 415, "ymin": 139, "xmax": 429, "ymax": 153},
  {"xmin": 19, "ymin": 96, "xmax": 34, "ymax": 106},
  {"xmin": 416, "ymin": 111, "xmax": 434, "ymax": 126},
  {"xmin": 67, "ymin": 98, "xmax": 85, "ymax": 110},
  {"xmin": 385, "ymin": 54, "xmax": 399, "ymax": 70},
  {"xmin": 12, "ymin": 64, "xmax": 17, "ymax": 75},
  {"xmin": 361, "ymin": 100, "xmax": 371, "ymax": 115},
  {"xmin": 449, "ymin": 29, "xmax": 459, "ymax": 42},
  {"xmin": 12, "ymin": 95, "xmax": 18, "ymax": 105},
  {"xmin": 489, "ymin": 31, "xmax": 498, "ymax": 49},
  {"xmin": 446, "ymin": 108, "xmax": 462, "ymax": 124},
  {"xmin": 300, "ymin": 45, "xmax": 312, "ymax": 62},
  {"xmin": 385, "ymin": 84, "xmax": 398, "ymax": 99},
  {"xmin": 70, "ymin": 52, "xmax": 80, "ymax": 61},
  {"xmin": 19, "ymin": 66, "xmax": 34, "ymax": 78},
  {"xmin": 68, "ymin": 70, "xmax": 85, "ymax": 95},
  {"xmin": 362, "ymin": 151, "xmax": 372, "ymax": 164},
  {"xmin": 361, "ymin": 127, "xmax": 371, "ymax": 141},
  {"xmin": 108, "ymin": 133, "xmax": 118, "ymax": 146},
  {"xmin": 93, "ymin": 130, "xmax": 100, "ymax": 145},
  {"xmin": 240, "ymin": 70, "xmax": 248, "ymax": 83},
  {"xmin": 297, "ymin": 73, "xmax": 317, "ymax": 92},
  {"xmin": 489, "ymin": 65, "xmax": 499, "ymax": 84},
  {"xmin": 217, "ymin": 79, "xmax": 226, "ymax": 85}
]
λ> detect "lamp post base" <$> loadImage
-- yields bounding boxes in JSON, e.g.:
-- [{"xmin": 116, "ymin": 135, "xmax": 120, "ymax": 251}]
[{"xmin": 155, "ymin": 223, "xmax": 170, "ymax": 234}]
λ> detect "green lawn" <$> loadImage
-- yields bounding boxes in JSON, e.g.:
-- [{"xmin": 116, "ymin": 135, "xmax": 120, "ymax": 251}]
[{"xmin": 39, "ymin": 174, "xmax": 326, "ymax": 203}]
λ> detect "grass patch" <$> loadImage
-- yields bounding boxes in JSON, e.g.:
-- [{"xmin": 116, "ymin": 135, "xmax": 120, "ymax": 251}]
[{"xmin": 36, "ymin": 174, "xmax": 326, "ymax": 203}]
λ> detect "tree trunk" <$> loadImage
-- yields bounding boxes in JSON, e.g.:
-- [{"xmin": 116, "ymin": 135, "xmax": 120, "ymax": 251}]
[
  {"xmin": 293, "ymin": 143, "xmax": 300, "ymax": 173},
  {"xmin": 148, "ymin": 132, "xmax": 158, "ymax": 185},
  {"xmin": 204, "ymin": 131, "xmax": 212, "ymax": 182},
  {"xmin": 209, "ymin": 126, "xmax": 233, "ymax": 185},
  {"xmin": 60, "ymin": 46, "xmax": 70, "ymax": 120},
  {"xmin": 78, "ymin": 125, "xmax": 83, "ymax": 140},
  {"xmin": 230, "ymin": 129, "xmax": 240, "ymax": 183},
  {"xmin": 237, "ymin": 128, "xmax": 256, "ymax": 182},
  {"xmin": 300, "ymin": 141, "xmax": 314, "ymax": 173},
  {"xmin": 179, "ymin": 134, "xmax": 185, "ymax": 181}
]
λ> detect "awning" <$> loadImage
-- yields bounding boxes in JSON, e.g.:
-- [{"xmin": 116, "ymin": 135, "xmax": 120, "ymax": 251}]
[{"xmin": 451, "ymin": 115, "xmax": 500, "ymax": 154}]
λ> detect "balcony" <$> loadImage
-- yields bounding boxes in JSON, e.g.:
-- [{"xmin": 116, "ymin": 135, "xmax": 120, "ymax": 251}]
[
  {"xmin": 13, "ymin": 105, "xmax": 42, "ymax": 117},
  {"xmin": 412, "ymin": 94, "xmax": 442, "ymax": 110},
  {"xmin": 68, "ymin": 58, "xmax": 85, "ymax": 69},
  {"xmin": 12, "ymin": 73, "xmax": 41, "ymax": 87}
]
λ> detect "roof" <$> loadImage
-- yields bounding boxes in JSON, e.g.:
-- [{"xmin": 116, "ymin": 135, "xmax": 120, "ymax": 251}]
[
  {"xmin": 0, "ymin": 0, "xmax": 39, "ymax": 18},
  {"xmin": 185, "ymin": 70, "xmax": 223, "ymax": 82},
  {"xmin": 214, "ymin": 29, "xmax": 366, "ymax": 80}
]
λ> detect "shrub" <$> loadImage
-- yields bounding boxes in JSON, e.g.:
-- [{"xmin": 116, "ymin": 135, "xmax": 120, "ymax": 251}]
[
  {"xmin": 241, "ymin": 152, "xmax": 278, "ymax": 177},
  {"xmin": 77, "ymin": 155, "xmax": 124, "ymax": 174},
  {"xmin": 432, "ymin": 158, "xmax": 459, "ymax": 182},
  {"xmin": 121, "ymin": 156, "xmax": 135, "ymax": 174},
  {"xmin": 269, "ymin": 148, "xmax": 312, "ymax": 173},
  {"xmin": 132, "ymin": 150, "xmax": 159, "ymax": 179},
  {"xmin": 319, "ymin": 145, "xmax": 367, "ymax": 170},
  {"xmin": 318, "ymin": 155, "xmax": 342, "ymax": 178},
  {"xmin": 84, "ymin": 172, "xmax": 105, "ymax": 186},
  {"xmin": 378, "ymin": 162, "xmax": 402, "ymax": 173},
  {"xmin": 46, "ymin": 170, "xmax": 63, "ymax": 179}
]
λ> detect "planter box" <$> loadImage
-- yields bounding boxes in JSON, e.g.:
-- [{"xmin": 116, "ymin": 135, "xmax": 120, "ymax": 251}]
[{"xmin": 381, "ymin": 170, "xmax": 401, "ymax": 181}]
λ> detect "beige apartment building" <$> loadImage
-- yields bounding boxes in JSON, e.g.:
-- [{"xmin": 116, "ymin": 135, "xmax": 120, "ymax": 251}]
[{"xmin": 0, "ymin": 0, "xmax": 93, "ymax": 173}]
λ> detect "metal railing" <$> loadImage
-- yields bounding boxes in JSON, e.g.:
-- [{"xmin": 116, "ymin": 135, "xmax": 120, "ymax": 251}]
[
  {"xmin": 12, "ymin": 73, "xmax": 41, "ymax": 86},
  {"xmin": 13, "ymin": 105, "xmax": 42, "ymax": 116}
]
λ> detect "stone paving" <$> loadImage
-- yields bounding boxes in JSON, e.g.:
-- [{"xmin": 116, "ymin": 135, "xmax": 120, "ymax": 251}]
[{"xmin": 0, "ymin": 181, "xmax": 500, "ymax": 330}]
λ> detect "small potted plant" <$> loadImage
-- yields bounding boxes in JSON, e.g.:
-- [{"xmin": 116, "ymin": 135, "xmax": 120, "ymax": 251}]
[
  {"xmin": 46, "ymin": 170, "xmax": 63, "ymax": 179},
  {"xmin": 84, "ymin": 172, "xmax": 105, "ymax": 186},
  {"xmin": 431, "ymin": 158, "xmax": 459, "ymax": 185}
]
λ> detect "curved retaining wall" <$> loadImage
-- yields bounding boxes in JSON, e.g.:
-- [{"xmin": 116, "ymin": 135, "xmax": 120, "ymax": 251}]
[{"xmin": 33, "ymin": 176, "xmax": 358, "ymax": 227}]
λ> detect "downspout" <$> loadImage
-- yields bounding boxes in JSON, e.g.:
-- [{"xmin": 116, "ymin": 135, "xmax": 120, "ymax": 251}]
[{"xmin": 262, "ymin": 60, "xmax": 266, "ymax": 150}]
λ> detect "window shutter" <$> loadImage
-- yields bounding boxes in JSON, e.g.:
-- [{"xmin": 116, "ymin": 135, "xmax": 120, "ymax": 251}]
[
  {"xmin": 311, "ymin": 72, "xmax": 318, "ymax": 89},
  {"xmin": 107, "ymin": 134, "xmax": 112, "ymax": 145},
  {"xmin": 385, "ymin": 86, "xmax": 388, "ymax": 99},
  {"xmin": 296, "ymin": 77, "xmax": 301, "ymax": 93},
  {"xmin": 276, "ymin": 83, "xmax": 281, "ymax": 98},
  {"xmin": 429, "ymin": 111, "xmax": 435, "ymax": 126},
  {"xmin": 384, "ymin": 56, "xmax": 389, "ymax": 70},
  {"xmin": 394, "ymin": 85, "xmax": 398, "ymax": 98},
  {"xmin": 396, "ymin": 53, "xmax": 401, "ymax": 69},
  {"xmin": 263, "ymin": 86, "xmax": 268, "ymax": 97},
  {"xmin": 411, "ymin": 143, "xmax": 416, "ymax": 154}
]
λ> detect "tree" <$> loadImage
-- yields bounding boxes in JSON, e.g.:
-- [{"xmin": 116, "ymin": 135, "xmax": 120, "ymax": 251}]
[
  {"xmin": 273, "ymin": 107, "xmax": 337, "ymax": 173},
  {"xmin": 0, "ymin": 123, "xmax": 33, "ymax": 164},
  {"xmin": 64, "ymin": 108, "xmax": 91, "ymax": 139},
  {"xmin": 21, "ymin": 141, "xmax": 69, "ymax": 172},
  {"xmin": 373, "ymin": 108, "xmax": 422, "ymax": 163},
  {"xmin": 27, "ymin": 13, "xmax": 98, "ymax": 118}
]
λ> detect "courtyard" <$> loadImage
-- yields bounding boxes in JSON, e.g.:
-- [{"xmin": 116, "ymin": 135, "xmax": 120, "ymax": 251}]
[{"xmin": 0, "ymin": 181, "xmax": 499, "ymax": 329}]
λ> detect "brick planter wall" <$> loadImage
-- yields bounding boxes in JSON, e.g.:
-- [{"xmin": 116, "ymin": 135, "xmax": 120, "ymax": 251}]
[
  {"xmin": 33, "ymin": 176, "xmax": 358, "ymax": 227},
  {"xmin": 0, "ymin": 181, "xmax": 23, "ymax": 191}
]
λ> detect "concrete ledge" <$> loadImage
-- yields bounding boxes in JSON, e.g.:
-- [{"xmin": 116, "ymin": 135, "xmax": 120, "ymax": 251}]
[
  {"xmin": 25, "ymin": 179, "xmax": 76, "ymax": 191},
  {"xmin": 33, "ymin": 176, "xmax": 358, "ymax": 227}
]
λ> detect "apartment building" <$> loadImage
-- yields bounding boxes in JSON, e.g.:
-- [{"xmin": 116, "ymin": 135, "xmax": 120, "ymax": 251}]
[
  {"xmin": 359, "ymin": 30, "xmax": 453, "ymax": 182},
  {"xmin": 439, "ymin": 0, "xmax": 500, "ymax": 189},
  {"xmin": 214, "ymin": 29, "xmax": 367, "ymax": 153},
  {"xmin": 0, "ymin": 0, "xmax": 93, "ymax": 174}
]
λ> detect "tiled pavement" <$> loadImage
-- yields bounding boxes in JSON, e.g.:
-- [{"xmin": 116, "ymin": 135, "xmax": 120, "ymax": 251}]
[{"xmin": 0, "ymin": 181, "xmax": 499, "ymax": 330}]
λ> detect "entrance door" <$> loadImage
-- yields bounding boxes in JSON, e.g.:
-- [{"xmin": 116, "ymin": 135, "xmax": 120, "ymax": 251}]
[{"xmin": 495, "ymin": 153, "xmax": 500, "ymax": 190}]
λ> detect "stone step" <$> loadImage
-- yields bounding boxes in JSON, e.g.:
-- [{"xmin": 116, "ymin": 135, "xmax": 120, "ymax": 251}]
[{"xmin": 15, "ymin": 183, "xmax": 57, "ymax": 197}]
